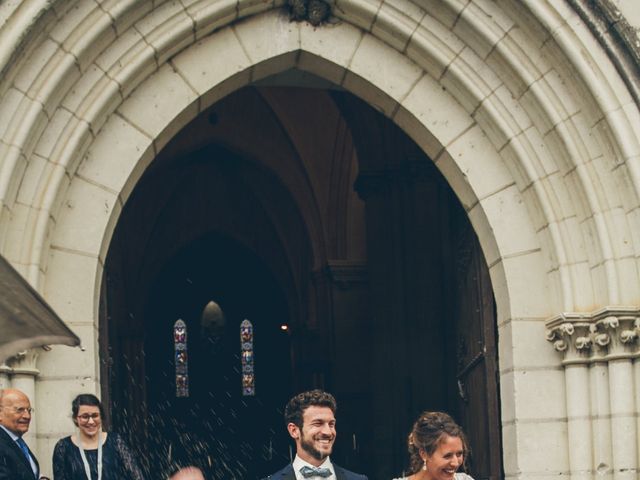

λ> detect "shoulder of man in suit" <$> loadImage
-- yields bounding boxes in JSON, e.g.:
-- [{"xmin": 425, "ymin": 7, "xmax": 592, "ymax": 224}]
[{"xmin": 334, "ymin": 465, "xmax": 368, "ymax": 478}]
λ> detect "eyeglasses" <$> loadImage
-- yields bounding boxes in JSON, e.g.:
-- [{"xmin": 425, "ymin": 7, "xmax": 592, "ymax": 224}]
[
  {"xmin": 77, "ymin": 413, "xmax": 101, "ymax": 422},
  {"xmin": 2, "ymin": 407, "xmax": 34, "ymax": 415}
]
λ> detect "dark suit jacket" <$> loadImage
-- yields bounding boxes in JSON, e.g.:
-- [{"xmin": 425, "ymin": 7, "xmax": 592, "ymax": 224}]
[
  {"xmin": 261, "ymin": 463, "xmax": 368, "ymax": 480},
  {"xmin": 0, "ymin": 426, "xmax": 39, "ymax": 480}
]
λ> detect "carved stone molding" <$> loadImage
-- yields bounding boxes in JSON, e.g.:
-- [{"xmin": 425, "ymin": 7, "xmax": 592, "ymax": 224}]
[
  {"xmin": 5, "ymin": 349, "xmax": 40, "ymax": 376},
  {"xmin": 546, "ymin": 306, "xmax": 640, "ymax": 364},
  {"xmin": 567, "ymin": 0, "xmax": 640, "ymax": 109},
  {"xmin": 286, "ymin": 0, "xmax": 331, "ymax": 26}
]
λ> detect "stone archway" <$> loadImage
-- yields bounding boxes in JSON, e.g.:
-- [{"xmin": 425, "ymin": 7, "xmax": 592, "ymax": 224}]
[{"xmin": 0, "ymin": 1, "xmax": 638, "ymax": 478}]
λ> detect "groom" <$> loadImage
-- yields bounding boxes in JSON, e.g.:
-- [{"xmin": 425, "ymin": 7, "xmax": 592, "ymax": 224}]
[{"xmin": 262, "ymin": 389, "xmax": 367, "ymax": 480}]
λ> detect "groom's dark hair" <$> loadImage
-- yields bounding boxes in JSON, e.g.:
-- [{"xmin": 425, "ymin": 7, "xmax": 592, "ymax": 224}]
[{"xmin": 284, "ymin": 389, "xmax": 337, "ymax": 428}]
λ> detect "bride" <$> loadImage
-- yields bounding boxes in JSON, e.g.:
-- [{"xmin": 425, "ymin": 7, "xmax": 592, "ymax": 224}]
[{"xmin": 392, "ymin": 411, "xmax": 474, "ymax": 480}]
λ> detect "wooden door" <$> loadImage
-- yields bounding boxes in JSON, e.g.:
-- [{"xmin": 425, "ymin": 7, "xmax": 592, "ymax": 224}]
[{"xmin": 450, "ymin": 217, "xmax": 503, "ymax": 480}]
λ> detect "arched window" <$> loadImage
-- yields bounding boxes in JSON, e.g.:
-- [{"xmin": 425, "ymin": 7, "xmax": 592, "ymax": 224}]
[
  {"xmin": 173, "ymin": 319, "xmax": 189, "ymax": 397},
  {"xmin": 240, "ymin": 319, "xmax": 255, "ymax": 396}
]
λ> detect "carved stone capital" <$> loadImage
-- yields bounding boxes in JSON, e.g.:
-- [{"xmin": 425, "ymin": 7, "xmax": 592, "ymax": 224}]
[
  {"xmin": 546, "ymin": 306, "xmax": 640, "ymax": 364},
  {"xmin": 545, "ymin": 319, "xmax": 592, "ymax": 363},
  {"xmin": 6, "ymin": 349, "xmax": 40, "ymax": 376}
]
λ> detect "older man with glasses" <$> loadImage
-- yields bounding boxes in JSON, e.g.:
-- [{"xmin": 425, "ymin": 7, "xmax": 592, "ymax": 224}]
[{"xmin": 0, "ymin": 388, "xmax": 40, "ymax": 479}]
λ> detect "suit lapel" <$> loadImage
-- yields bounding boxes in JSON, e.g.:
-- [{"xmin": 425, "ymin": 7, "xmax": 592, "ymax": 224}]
[
  {"xmin": 27, "ymin": 443, "xmax": 39, "ymax": 478},
  {"xmin": 333, "ymin": 464, "xmax": 347, "ymax": 480},
  {"xmin": 15, "ymin": 439, "xmax": 40, "ymax": 475},
  {"xmin": 0, "ymin": 427, "xmax": 36, "ymax": 476},
  {"xmin": 15, "ymin": 437, "xmax": 38, "ymax": 477},
  {"xmin": 277, "ymin": 464, "xmax": 296, "ymax": 480}
]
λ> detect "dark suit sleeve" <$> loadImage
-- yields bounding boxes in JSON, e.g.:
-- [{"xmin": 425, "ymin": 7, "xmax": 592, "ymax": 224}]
[
  {"xmin": 334, "ymin": 465, "xmax": 368, "ymax": 480},
  {"xmin": 0, "ymin": 450, "xmax": 19, "ymax": 480},
  {"xmin": 0, "ymin": 458, "xmax": 13, "ymax": 480},
  {"xmin": 0, "ymin": 443, "xmax": 17, "ymax": 480},
  {"xmin": 260, "ymin": 463, "xmax": 295, "ymax": 480}
]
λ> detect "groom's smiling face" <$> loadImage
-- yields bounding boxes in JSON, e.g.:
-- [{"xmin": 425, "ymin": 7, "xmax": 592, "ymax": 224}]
[{"xmin": 295, "ymin": 405, "xmax": 337, "ymax": 464}]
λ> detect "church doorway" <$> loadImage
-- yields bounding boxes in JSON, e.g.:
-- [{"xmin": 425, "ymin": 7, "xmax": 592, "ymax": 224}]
[
  {"xmin": 142, "ymin": 232, "xmax": 292, "ymax": 478},
  {"xmin": 101, "ymin": 139, "xmax": 310, "ymax": 478},
  {"xmin": 101, "ymin": 82, "xmax": 502, "ymax": 480}
]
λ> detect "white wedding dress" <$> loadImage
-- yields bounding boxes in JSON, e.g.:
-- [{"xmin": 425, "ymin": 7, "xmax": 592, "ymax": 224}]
[{"xmin": 393, "ymin": 473, "xmax": 475, "ymax": 480}]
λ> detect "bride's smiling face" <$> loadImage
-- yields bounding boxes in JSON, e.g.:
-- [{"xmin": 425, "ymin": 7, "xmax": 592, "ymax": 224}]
[{"xmin": 421, "ymin": 435, "xmax": 464, "ymax": 480}]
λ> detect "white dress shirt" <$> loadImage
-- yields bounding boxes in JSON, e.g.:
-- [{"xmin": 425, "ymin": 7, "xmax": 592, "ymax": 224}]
[{"xmin": 292, "ymin": 454, "xmax": 336, "ymax": 480}]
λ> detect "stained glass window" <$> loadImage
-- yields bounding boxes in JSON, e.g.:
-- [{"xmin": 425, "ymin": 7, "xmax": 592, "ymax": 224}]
[
  {"xmin": 174, "ymin": 319, "xmax": 189, "ymax": 397},
  {"xmin": 240, "ymin": 319, "xmax": 255, "ymax": 396}
]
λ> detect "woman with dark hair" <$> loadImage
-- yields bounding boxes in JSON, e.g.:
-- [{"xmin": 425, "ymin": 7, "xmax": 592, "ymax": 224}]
[
  {"xmin": 392, "ymin": 411, "xmax": 474, "ymax": 480},
  {"xmin": 52, "ymin": 394, "xmax": 145, "ymax": 480}
]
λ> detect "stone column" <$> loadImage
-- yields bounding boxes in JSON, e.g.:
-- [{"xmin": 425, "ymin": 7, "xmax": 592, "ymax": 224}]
[
  {"xmin": 634, "ymin": 353, "xmax": 640, "ymax": 468},
  {"xmin": 590, "ymin": 338, "xmax": 612, "ymax": 480},
  {"xmin": 6, "ymin": 350, "xmax": 40, "ymax": 450},
  {"xmin": 600, "ymin": 315, "xmax": 637, "ymax": 480},
  {"xmin": 548, "ymin": 321, "xmax": 594, "ymax": 480},
  {"xmin": 0, "ymin": 362, "xmax": 10, "ymax": 389},
  {"xmin": 326, "ymin": 260, "xmax": 369, "ymax": 392},
  {"xmin": 354, "ymin": 170, "xmax": 400, "ymax": 478},
  {"xmin": 546, "ymin": 307, "xmax": 640, "ymax": 480},
  {"xmin": 325, "ymin": 260, "xmax": 369, "ymax": 471},
  {"xmin": 302, "ymin": 268, "xmax": 333, "ymax": 387}
]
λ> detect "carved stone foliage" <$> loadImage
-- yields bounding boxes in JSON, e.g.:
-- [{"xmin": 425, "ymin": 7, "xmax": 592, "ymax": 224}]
[
  {"xmin": 5, "ymin": 349, "xmax": 40, "ymax": 376},
  {"xmin": 545, "ymin": 307, "xmax": 640, "ymax": 364},
  {"xmin": 286, "ymin": 0, "xmax": 331, "ymax": 25}
]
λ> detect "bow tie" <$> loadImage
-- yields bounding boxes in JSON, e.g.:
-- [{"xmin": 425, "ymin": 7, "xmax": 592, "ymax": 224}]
[{"xmin": 300, "ymin": 465, "xmax": 332, "ymax": 478}]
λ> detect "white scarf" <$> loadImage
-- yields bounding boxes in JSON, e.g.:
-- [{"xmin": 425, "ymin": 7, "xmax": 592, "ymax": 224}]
[{"xmin": 77, "ymin": 429, "xmax": 103, "ymax": 480}]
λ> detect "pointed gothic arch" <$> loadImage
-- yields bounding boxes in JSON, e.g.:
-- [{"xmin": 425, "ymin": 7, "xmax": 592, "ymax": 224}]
[{"xmin": 0, "ymin": 1, "xmax": 638, "ymax": 478}]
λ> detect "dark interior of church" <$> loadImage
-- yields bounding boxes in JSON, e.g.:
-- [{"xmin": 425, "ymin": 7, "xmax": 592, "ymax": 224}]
[{"xmin": 101, "ymin": 81, "xmax": 502, "ymax": 480}]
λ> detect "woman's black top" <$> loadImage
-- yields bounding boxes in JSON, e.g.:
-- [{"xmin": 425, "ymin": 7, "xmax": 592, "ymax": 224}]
[{"xmin": 52, "ymin": 433, "xmax": 145, "ymax": 480}]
